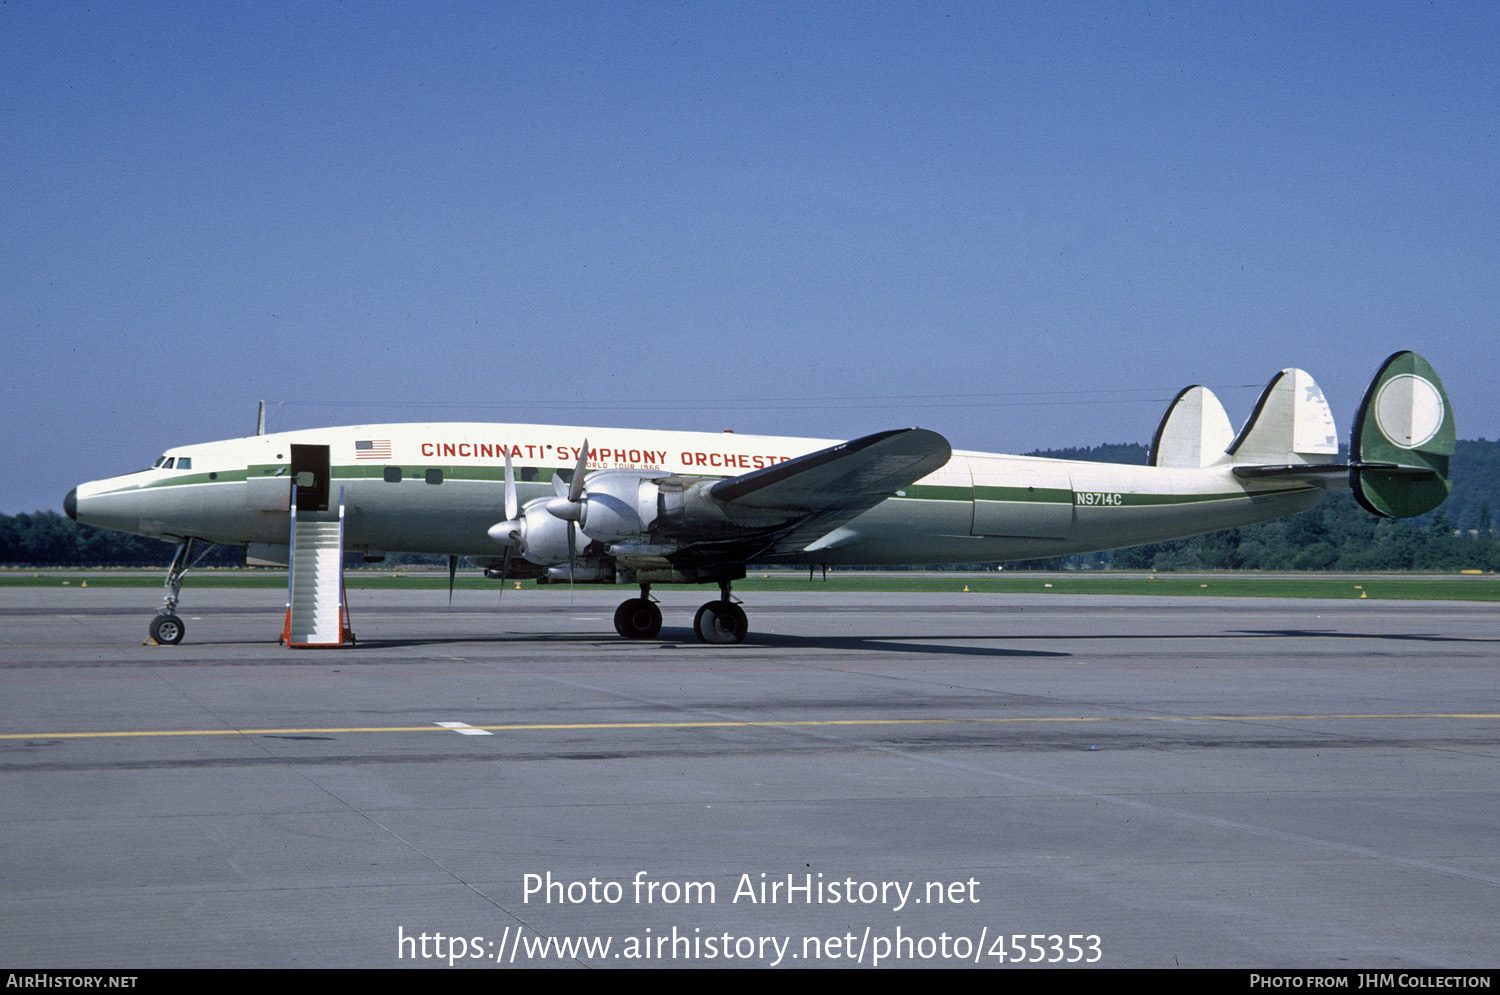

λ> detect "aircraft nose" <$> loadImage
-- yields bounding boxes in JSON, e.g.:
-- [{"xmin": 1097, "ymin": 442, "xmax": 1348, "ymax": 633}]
[{"xmin": 64, "ymin": 487, "xmax": 78, "ymax": 521}]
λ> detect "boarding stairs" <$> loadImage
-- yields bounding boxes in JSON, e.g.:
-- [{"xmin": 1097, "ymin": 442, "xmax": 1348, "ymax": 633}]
[{"xmin": 282, "ymin": 488, "xmax": 354, "ymax": 648}]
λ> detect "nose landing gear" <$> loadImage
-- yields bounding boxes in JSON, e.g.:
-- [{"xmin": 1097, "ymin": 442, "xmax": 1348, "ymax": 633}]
[{"xmin": 146, "ymin": 538, "xmax": 214, "ymax": 645}]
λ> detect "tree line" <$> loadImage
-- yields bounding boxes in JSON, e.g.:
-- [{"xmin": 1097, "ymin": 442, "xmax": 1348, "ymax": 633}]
[{"xmin": 0, "ymin": 513, "xmax": 242, "ymax": 567}]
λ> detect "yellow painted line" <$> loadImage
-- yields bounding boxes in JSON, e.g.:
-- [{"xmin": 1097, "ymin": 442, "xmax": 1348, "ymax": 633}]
[{"xmin": 3, "ymin": 712, "xmax": 1499, "ymax": 741}]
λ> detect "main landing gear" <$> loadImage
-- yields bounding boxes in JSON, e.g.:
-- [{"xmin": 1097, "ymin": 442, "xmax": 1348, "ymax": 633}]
[
  {"xmin": 694, "ymin": 580, "xmax": 748, "ymax": 644},
  {"xmin": 147, "ymin": 538, "xmax": 213, "ymax": 645},
  {"xmin": 611, "ymin": 580, "xmax": 749, "ymax": 644},
  {"xmin": 613, "ymin": 584, "xmax": 663, "ymax": 639}
]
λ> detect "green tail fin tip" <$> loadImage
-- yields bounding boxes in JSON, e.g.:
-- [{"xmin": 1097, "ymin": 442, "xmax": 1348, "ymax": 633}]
[{"xmin": 1350, "ymin": 351, "xmax": 1454, "ymax": 519}]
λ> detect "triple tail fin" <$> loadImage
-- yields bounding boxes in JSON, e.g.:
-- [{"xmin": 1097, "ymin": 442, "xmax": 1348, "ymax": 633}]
[
  {"xmin": 1150, "ymin": 386, "xmax": 1235, "ymax": 468},
  {"xmin": 1349, "ymin": 351, "xmax": 1454, "ymax": 518},
  {"xmin": 1226, "ymin": 368, "xmax": 1340, "ymax": 465},
  {"xmin": 1217, "ymin": 352, "xmax": 1454, "ymax": 519}
]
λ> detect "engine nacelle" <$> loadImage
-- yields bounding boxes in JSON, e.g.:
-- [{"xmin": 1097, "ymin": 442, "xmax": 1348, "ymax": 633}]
[
  {"xmin": 577, "ymin": 470, "xmax": 666, "ymax": 544},
  {"xmin": 491, "ymin": 470, "xmax": 769, "ymax": 564},
  {"xmin": 489, "ymin": 500, "xmax": 578, "ymax": 565}
]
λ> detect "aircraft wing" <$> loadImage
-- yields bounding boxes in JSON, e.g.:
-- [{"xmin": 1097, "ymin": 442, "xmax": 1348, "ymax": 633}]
[{"xmin": 680, "ymin": 428, "xmax": 952, "ymax": 560}]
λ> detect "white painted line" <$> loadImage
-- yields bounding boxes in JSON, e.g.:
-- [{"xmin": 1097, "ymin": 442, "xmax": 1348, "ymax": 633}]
[{"xmin": 435, "ymin": 721, "xmax": 493, "ymax": 737}]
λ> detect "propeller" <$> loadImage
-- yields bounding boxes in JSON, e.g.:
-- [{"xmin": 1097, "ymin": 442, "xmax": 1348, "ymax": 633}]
[
  {"xmin": 544, "ymin": 440, "xmax": 589, "ymax": 595},
  {"xmin": 495, "ymin": 450, "xmax": 518, "ymax": 603},
  {"xmin": 484, "ymin": 442, "xmax": 590, "ymax": 599},
  {"xmin": 447, "ymin": 554, "xmax": 458, "ymax": 605},
  {"xmin": 489, "ymin": 451, "xmax": 524, "ymax": 544},
  {"xmin": 504, "ymin": 448, "xmax": 519, "ymax": 522}
]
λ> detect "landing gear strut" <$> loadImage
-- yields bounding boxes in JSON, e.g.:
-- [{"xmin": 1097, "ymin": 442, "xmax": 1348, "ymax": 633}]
[
  {"xmin": 610, "ymin": 579, "xmax": 749, "ymax": 644},
  {"xmin": 693, "ymin": 580, "xmax": 748, "ymax": 645},
  {"xmin": 148, "ymin": 538, "xmax": 213, "ymax": 645},
  {"xmin": 614, "ymin": 584, "xmax": 663, "ymax": 639}
]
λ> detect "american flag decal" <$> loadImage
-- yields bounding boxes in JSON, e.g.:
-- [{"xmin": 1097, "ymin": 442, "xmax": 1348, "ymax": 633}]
[{"xmin": 355, "ymin": 439, "xmax": 392, "ymax": 460}]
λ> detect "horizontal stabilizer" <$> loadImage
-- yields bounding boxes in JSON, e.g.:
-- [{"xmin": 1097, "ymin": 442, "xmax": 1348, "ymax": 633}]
[
  {"xmin": 1231, "ymin": 462, "xmax": 1438, "ymax": 487},
  {"xmin": 1151, "ymin": 385, "xmax": 1234, "ymax": 468},
  {"xmin": 1227, "ymin": 368, "xmax": 1339, "ymax": 466},
  {"xmin": 1231, "ymin": 463, "xmax": 1350, "ymax": 482},
  {"xmin": 1350, "ymin": 351, "xmax": 1454, "ymax": 518}
]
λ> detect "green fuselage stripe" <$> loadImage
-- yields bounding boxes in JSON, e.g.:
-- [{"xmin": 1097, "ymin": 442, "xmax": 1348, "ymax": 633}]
[{"xmin": 112, "ymin": 466, "xmax": 1307, "ymax": 510}]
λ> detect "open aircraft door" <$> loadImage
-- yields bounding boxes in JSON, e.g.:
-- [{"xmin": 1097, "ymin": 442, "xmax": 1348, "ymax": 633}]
[
  {"xmin": 289, "ymin": 444, "xmax": 331, "ymax": 513},
  {"xmin": 968, "ymin": 457, "xmax": 1074, "ymax": 539}
]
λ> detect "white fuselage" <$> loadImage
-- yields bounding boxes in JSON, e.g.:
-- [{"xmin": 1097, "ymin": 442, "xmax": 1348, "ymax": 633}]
[{"xmin": 71, "ymin": 422, "xmax": 1326, "ymax": 565}]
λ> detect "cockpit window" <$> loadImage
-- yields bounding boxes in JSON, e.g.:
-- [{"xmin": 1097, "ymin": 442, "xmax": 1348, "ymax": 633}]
[
  {"xmin": 153, "ymin": 457, "xmax": 166, "ymax": 468},
  {"xmin": 176, "ymin": 457, "xmax": 192, "ymax": 470},
  {"xmin": 163, "ymin": 458, "xmax": 176, "ymax": 469}
]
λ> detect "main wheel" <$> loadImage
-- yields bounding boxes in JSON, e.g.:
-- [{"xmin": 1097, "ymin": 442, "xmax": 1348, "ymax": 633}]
[
  {"xmin": 693, "ymin": 601, "xmax": 748, "ymax": 644},
  {"xmin": 613, "ymin": 598, "xmax": 663, "ymax": 639},
  {"xmin": 149, "ymin": 613, "xmax": 185, "ymax": 645}
]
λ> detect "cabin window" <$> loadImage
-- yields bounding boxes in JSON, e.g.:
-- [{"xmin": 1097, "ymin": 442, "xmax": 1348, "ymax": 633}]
[
  {"xmin": 521, "ymin": 466, "xmax": 539, "ymax": 482},
  {"xmin": 384, "ymin": 467, "xmax": 402, "ymax": 483},
  {"xmin": 425, "ymin": 468, "xmax": 443, "ymax": 484}
]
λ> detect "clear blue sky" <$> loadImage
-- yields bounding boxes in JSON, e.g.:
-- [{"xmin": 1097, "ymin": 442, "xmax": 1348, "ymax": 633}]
[{"xmin": 4, "ymin": 2, "xmax": 1496, "ymax": 513}]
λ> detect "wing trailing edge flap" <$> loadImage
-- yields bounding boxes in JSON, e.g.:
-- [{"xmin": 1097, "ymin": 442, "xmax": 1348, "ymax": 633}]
[{"xmin": 707, "ymin": 428, "xmax": 952, "ymax": 556}]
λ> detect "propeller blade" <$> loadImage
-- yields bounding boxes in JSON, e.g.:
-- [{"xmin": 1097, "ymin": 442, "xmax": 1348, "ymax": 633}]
[
  {"xmin": 447, "ymin": 554, "xmax": 458, "ymax": 605},
  {"xmin": 569, "ymin": 439, "xmax": 588, "ymax": 503},
  {"xmin": 497, "ymin": 549, "xmax": 510, "ymax": 603},
  {"xmin": 566, "ymin": 521, "xmax": 576, "ymax": 598},
  {"xmin": 504, "ymin": 449, "xmax": 518, "ymax": 522}
]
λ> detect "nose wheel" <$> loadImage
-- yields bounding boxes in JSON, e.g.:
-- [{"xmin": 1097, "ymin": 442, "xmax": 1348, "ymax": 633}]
[{"xmin": 149, "ymin": 613, "xmax": 185, "ymax": 645}]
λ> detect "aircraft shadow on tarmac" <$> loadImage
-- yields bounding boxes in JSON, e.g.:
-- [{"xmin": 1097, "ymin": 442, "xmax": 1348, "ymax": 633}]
[
  {"xmin": 1228, "ymin": 628, "xmax": 1493, "ymax": 643},
  {"xmin": 170, "ymin": 624, "xmax": 1496, "ymax": 657},
  {"xmin": 347, "ymin": 628, "xmax": 1072, "ymax": 658}
]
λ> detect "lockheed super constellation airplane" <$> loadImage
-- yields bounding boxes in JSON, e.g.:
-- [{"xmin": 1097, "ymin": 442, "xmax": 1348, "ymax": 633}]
[{"xmin": 66, "ymin": 351, "xmax": 1453, "ymax": 647}]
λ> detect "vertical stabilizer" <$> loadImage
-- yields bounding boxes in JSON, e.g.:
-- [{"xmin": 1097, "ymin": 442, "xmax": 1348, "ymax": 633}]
[
  {"xmin": 1150, "ymin": 386, "xmax": 1235, "ymax": 468},
  {"xmin": 1227, "ymin": 369, "xmax": 1339, "ymax": 466},
  {"xmin": 1350, "ymin": 351, "xmax": 1454, "ymax": 518}
]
